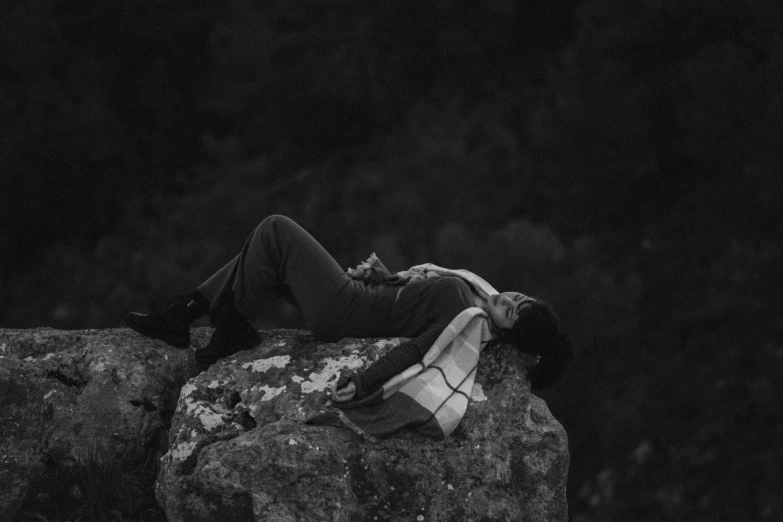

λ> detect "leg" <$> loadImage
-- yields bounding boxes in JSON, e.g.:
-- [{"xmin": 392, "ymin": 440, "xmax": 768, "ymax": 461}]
[
  {"xmin": 197, "ymin": 215, "xmax": 357, "ymax": 336},
  {"xmin": 124, "ymin": 215, "xmax": 360, "ymax": 366}
]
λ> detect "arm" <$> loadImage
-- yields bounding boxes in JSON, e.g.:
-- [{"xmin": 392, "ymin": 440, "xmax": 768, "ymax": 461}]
[
  {"xmin": 358, "ymin": 338, "xmax": 429, "ymax": 396},
  {"xmin": 334, "ymin": 325, "xmax": 445, "ymax": 401}
]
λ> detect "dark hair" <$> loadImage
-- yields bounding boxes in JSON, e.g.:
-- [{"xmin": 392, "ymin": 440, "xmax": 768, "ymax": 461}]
[{"xmin": 487, "ymin": 298, "xmax": 574, "ymax": 391}]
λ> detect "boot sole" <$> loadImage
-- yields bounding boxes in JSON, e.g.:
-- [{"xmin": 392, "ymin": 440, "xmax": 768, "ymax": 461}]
[{"xmin": 124, "ymin": 312, "xmax": 191, "ymax": 348}]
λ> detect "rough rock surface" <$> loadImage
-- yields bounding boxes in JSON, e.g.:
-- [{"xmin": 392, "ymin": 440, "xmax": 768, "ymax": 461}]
[
  {"xmin": 0, "ymin": 327, "xmax": 207, "ymax": 520},
  {"xmin": 157, "ymin": 328, "xmax": 569, "ymax": 521}
]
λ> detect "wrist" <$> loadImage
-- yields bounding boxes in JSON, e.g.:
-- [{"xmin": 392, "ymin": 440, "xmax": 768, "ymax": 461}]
[{"xmin": 351, "ymin": 373, "xmax": 367, "ymax": 400}]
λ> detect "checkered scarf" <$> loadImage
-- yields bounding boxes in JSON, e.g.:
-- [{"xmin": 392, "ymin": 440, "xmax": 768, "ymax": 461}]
[{"xmin": 334, "ymin": 255, "xmax": 498, "ymax": 441}]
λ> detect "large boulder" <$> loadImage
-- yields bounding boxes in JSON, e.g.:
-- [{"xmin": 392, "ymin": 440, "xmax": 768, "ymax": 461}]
[
  {"xmin": 0, "ymin": 327, "xmax": 205, "ymax": 521},
  {"xmin": 157, "ymin": 329, "xmax": 569, "ymax": 521}
]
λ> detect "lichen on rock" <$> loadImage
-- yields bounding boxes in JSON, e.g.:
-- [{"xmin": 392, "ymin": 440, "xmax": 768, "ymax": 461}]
[
  {"xmin": 0, "ymin": 326, "xmax": 569, "ymax": 521},
  {"xmin": 156, "ymin": 328, "xmax": 569, "ymax": 522}
]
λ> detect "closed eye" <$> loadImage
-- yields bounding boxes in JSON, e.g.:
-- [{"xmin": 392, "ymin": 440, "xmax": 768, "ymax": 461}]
[{"xmin": 515, "ymin": 299, "xmax": 532, "ymax": 317}]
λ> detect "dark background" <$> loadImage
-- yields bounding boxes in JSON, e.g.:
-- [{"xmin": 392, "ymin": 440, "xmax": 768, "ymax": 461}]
[{"xmin": 1, "ymin": 0, "xmax": 781, "ymax": 520}]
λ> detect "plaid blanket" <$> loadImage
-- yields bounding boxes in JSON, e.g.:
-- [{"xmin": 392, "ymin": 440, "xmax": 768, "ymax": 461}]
[{"xmin": 334, "ymin": 255, "xmax": 498, "ymax": 441}]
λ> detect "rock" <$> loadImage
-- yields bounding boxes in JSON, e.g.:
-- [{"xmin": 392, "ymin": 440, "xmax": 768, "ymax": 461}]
[
  {"xmin": 157, "ymin": 329, "xmax": 569, "ymax": 521},
  {"xmin": 0, "ymin": 327, "xmax": 208, "ymax": 521}
]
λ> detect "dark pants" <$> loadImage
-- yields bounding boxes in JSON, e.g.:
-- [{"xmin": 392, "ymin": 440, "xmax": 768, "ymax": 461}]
[{"xmin": 197, "ymin": 215, "xmax": 396, "ymax": 341}]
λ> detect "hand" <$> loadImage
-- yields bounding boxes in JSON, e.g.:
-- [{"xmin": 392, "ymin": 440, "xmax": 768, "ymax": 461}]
[{"xmin": 331, "ymin": 381, "xmax": 356, "ymax": 402}]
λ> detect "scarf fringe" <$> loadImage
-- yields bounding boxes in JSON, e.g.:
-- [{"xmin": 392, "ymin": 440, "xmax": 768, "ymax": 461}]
[{"xmin": 338, "ymin": 411, "xmax": 380, "ymax": 443}]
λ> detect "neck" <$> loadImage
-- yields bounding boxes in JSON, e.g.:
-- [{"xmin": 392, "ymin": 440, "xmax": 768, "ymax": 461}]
[
  {"xmin": 473, "ymin": 292, "xmax": 498, "ymax": 334},
  {"xmin": 473, "ymin": 293, "xmax": 489, "ymax": 314}
]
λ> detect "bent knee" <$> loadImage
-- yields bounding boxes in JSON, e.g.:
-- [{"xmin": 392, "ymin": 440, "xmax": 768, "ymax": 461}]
[
  {"xmin": 259, "ymin": 214, "xmax": 293, "ymax": 227},
  {"xmin": 256, "ymin": 214, "xmax": 296, "ymax": 235}
]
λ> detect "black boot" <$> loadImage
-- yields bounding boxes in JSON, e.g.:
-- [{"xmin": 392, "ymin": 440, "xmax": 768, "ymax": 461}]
[
  {"xmin": 124, "ymin": 292, "xmax": 209, "ymax": 348},
  {"xmin": 195, "ymin": 292, "xmax": 260, "ymax": 371}
]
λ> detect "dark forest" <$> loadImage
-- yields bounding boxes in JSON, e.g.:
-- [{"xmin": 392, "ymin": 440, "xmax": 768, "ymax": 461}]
[{"xmin": 1, "ymin": 0, "xmax": 781, "ymax": 519}]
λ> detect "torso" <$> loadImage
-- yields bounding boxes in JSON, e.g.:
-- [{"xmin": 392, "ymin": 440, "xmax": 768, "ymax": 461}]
[
  {"xmin": 315, "ymin": 275, "xmax": 477, "ymax": 341},
  {"xmin": 390, "ymin": 276, "xmax": 477, "ymax": 337}
]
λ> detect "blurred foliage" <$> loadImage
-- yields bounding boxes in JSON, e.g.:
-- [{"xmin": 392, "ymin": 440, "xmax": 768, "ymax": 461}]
[{"xmin": 1, "ymin": 0, "xmax": 781, "ymax": 520}]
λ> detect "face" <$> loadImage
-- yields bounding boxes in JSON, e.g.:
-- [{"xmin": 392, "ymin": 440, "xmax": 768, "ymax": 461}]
[{"xmin": 485, "ymin": 292, "xmax": 536, "ymax": 330}]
